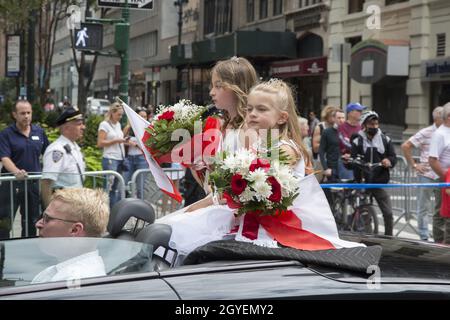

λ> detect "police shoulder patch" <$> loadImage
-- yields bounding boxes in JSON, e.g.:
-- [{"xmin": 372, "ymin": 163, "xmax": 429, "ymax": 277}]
[{"xmin": 52, "ymin": 150, "xmax": 64, "ymax": 163}]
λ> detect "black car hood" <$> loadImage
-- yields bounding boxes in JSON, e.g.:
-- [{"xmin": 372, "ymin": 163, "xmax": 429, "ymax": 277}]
[
  {"xmin": 309, "ymin": 233, "xmax": 450, "ymax": 284},
  {"xmin": 183, "ymin": 236, "xmax": 450, "ymax": 285},
  {"xmin": 184, "ymin": 239, "xmax": 382, "ymax": 274}
]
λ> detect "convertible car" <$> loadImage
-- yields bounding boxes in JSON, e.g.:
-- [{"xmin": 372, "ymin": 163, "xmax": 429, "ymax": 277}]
[{"xmin": 0, "ymin": 199, "xmax": 449, "ymax": 300}]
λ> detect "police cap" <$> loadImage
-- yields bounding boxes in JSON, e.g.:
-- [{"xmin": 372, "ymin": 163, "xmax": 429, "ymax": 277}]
[{"xmin": 55, "ymin": 106, "xmax": 83, "ymax": 126}]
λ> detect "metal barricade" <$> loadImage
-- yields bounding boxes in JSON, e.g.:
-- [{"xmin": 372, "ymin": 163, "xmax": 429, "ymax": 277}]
[
  {"xmin": 0, "ymin": 170, "xmax": 126, "ymax": 239},
  {"xmin": 129, "ymin": 168, "xmax": 186, "ymax": 219},
  {"xmin": 389, "ymin": 155, "xmax": 419, "ymax": 237},
  {"xmin": 0, "ymin": 174, "xmax": 43, "ymax": 238},
  {"xmin": 366, "ymin": 155, "xmax": 439, "ymax": 239}
]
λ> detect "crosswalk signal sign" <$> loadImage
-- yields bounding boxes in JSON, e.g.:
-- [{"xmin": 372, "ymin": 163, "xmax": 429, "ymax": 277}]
[{"xmin": 74, "ymin": 23, "xmax": 103, "ymax": 51}]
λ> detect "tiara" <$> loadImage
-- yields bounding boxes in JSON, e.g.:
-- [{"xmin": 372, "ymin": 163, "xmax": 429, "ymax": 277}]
[
  {"xmin": 230, "ymin": 56, "xmax": 240, "ymax": 64},
  {"xmin": 267, "ymin": 78, "xmax": 284, "ymax": 87}
]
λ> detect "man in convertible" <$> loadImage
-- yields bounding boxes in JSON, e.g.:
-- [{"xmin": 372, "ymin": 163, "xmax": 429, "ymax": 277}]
[{"xmin": 32, "ymin": 188, "xmax": 109, "ymax": 284}]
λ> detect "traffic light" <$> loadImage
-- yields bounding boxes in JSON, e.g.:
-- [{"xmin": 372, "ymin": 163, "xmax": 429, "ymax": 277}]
[{"xmin": 114, "ymin": 23, "xmax": 130, "ymax": 53}]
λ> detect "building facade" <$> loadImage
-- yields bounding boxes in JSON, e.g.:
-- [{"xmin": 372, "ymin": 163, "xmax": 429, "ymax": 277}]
[
  {"xmin": 327, "ymin": 0, "xmax": 450, "ymax": 139},
  {"xmin": 44, "ymin": 0, "xmax": 450, "ymax": 139}
]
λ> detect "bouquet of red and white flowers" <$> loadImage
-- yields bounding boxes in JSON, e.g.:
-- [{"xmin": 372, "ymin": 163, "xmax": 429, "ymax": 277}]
[
  {"xmin": 143, "ymin": 99, "xmax": 207, "ymax": 162},
  {"xmin": 209, "ymin": 148, "xmax": 300, "ymax": 216}
]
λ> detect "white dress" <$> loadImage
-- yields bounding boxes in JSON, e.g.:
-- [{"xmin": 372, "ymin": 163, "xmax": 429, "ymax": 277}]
[
  {"xmin": 234, "ymin": 139, "xmax": 364, "ymax": 250},
  {"xmin": 156, "ymin": 130, "xmax": 242, "ymax": 257}
]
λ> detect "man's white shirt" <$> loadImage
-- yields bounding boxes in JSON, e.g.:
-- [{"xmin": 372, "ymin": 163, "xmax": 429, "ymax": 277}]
[{"xmin": 31, "ymin": 250, "xmax": 106, "ymax": 284}]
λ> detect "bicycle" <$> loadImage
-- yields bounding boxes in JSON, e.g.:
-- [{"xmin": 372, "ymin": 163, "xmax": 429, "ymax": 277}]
[{"xmin": 330, "ymin": 157, "xmax": 380, "ymax": 234}]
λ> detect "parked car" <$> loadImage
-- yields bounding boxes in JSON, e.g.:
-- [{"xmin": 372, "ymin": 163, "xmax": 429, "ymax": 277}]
[{"xmin": 87, "ymin": 97, "xmax": 111, "ymax": 115}]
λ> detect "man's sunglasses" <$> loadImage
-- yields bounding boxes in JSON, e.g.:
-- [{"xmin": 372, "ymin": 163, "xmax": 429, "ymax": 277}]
[{"xmin": 38, "ymin": 212, "xmax": 79, "ymax": 224}]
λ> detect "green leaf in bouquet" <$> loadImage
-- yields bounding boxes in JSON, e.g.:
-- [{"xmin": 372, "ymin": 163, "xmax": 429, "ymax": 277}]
[{"xmin": 160, "ymin": 121, "xmax": 168, "ymax": 131}]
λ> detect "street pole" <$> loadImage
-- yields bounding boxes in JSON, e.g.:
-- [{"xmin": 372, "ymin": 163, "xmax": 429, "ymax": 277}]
[
  {"xmin": 175, "ymin": 0, "xmax": 187, "ymax": 99},
  {"xmin": 119, "ymin": 1, "xmax": 130, "ymax": 105}
]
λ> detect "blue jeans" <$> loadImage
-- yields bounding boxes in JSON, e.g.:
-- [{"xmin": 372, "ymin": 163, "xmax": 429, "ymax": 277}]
[
  {"xmin": 417, "ymin": 175, "xmax": 440, "ymax": 240},
  {"xmin": 124, "ymin": 154, "xmax": 148, "ymax": 198},
  {"xmin": 102, "ymin": 157, "xmax": 124, "ymax": 208},
  {"xmin": 338, "ymin": 158, "xmax": 354, "ymax": 180}
]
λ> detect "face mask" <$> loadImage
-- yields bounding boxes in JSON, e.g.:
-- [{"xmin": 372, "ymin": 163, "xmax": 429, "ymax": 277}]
[{"xmin": 367, "ymin": 127, "xmax": 378, "ymax": 136}]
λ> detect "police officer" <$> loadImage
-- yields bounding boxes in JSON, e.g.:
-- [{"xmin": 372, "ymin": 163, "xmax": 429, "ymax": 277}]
[
  {"xmin": 41, "ymin": 107, "xmax": 86, "ymax": 208},
  {"xmin": 0, "ymin": 99, "xmax": 50, "ymax": 239}
]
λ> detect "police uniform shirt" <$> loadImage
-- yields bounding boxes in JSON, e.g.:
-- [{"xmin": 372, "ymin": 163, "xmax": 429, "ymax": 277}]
[
  {"xmin": 42, "ymin": 135, "xmax": 85, "ymax": 188},
  {"xmin": 0, "ymin": 123, "xmax": 49, "ymax": 174}
]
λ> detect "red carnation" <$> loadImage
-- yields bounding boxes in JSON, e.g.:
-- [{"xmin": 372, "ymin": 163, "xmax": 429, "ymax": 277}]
[
  {"xmin": 267, "ymin": 176, "xmax": 282, "ymax": 203},
  {"xmin": 231, "ymin": 174, "xmax": 247, "ymax": 195},
  {"xmin": 249, "ymin": 158, "xmax": 271, "ymax": 172},
  {"xmin": 158, "ymin": 110, "xmax": 175, "ymax": 121},
  {"xmin": 223, "ymin": 191, "xmax": 242, "ymax": 209}
]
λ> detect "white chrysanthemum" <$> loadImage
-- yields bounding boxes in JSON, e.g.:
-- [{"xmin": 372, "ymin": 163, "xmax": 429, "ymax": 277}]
[
  {"xmin": 247, "ymin": 168, "xmax": 267, "ymax": 184},
  {"xmin": 157, "ymin": 99, "xmax": 204, "ymax": 123},
  {"xmin": 222, "ymin": 154, "xmax": 238, "ymax": 171},
  {"xmin": 235, "ymin": 149, "xmax": 256, "ymax": 170},
  {"xmin": 253, "ymin": 181, "xmax": 272, "ymax": 201},
  {"xmin": 239, "ymin": 186, "xmax": 256, "ymax": 203}
]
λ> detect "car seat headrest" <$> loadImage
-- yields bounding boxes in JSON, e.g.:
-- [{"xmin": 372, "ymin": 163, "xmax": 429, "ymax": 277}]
[
  {"xmin": 135, "ymin": 223, "xmax": 172, "ymax": 248},
  {"xmin": 107, "ymin": 198, "xmax": 155, "ymax": 237}
]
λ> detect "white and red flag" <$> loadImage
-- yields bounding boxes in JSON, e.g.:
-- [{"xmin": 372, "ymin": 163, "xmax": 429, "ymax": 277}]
[
  {"xmin": 235, "ymin": 174, "xmax": 365, "ymax": 250},
  {"xmin": 121, "ymin": 100, "xmax": 183, "ymax": 202}
]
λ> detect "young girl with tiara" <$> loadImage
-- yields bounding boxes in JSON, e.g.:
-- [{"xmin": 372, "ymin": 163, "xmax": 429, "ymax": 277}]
[
  {"xmin": 156, "ymin": 56, "xmax": 259, "ymax": 259},
  {"xmin": 235, "ymin": 79, "xmax": 364, "ymax": 250}
]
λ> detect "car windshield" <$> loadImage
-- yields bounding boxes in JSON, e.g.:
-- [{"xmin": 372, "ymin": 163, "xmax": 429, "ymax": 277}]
[
  {"xmin": 0, "ymin": 238, "xmax": 153, "ymax": 288},
  {"xmin": 99, "ymin": 101, "xmax": 110, "ymax": 107}
]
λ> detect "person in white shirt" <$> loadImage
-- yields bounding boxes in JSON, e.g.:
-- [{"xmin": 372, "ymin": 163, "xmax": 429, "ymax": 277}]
[
  {"xmin": 402, "ymin": 106, "xmax": 443, "ymax": 241},
  {"xmin": 97, "ymin": 102, "xmax": 128, "ymax": 207},
  {"xmin": 41, "ymin": 107, "xmax": 86, "ymax": 209},
  {"xmin": 429, "ymin": 102, "xmax": 450, "ymax": 244},
  {"xmin": 32, "ymin": 188, "xmax": 109, "ymax": 284}
]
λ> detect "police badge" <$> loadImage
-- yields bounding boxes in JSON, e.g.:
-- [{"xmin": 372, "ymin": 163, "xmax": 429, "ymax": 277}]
[{"xmin": 52, "ymin": 150, "xmax": 64, "ymax": 163}]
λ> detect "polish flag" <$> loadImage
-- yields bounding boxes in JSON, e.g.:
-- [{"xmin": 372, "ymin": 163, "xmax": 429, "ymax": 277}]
[
  {"xmin": 235, "ymin": 174, "xmax": 365, "ymax": 250},
  {"xmin": 121, "ymin": 100, "xmax": 182, "ymax": 202}
]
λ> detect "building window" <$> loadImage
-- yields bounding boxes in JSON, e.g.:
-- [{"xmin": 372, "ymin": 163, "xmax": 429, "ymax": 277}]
[
  {"xmin": 437, "ymin": 33, "xmax": 446, "ymax": 57},
  {"xmin": 385, "ymin": 0, "xmax": 408, "ymax": 5},
  {"xmin": 299, "ymin": 0, "xmax": 322, "ymax": 7},
  {"xmin": 273, "ymin": 0, "xmax": 283, "ymax": 15},
  {"xmin": 247, "ymin": 0, "xmax": 255, "ymax": 22},
  {"xmin": 130, "ymin": 31, "xmax": 157, "ymax": 58},
  {"xmin": 348, "ymin": 0, "xmax": 365, "ymax": 13},
  {"xmin": 204, "ymin": 0, "xmax": 232, "ymax": 35},
  {"xmin": 260, "ymin": 0, "xmax": 268, "ymax": 19}
]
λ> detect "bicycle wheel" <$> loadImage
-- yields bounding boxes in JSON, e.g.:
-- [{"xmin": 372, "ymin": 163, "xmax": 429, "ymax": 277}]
[
  {"xmin": 352, "ymin": 205, "xmax": 378, "ymax": 234},
  {"xmin": 330, "ymin": 192, "xmax": 346, "ymax": 230}
]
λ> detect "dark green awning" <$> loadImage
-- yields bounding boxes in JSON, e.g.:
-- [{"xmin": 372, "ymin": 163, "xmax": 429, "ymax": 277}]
[{"xmin": 171, "ymin": 30, "xmax": 297, "ymax": 66}]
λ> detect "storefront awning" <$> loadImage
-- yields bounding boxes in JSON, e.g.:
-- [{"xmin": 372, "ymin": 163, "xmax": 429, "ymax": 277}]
[
  {"xmin": 171, "ymin": 30, "xmax": 297, "ymax": 66},
  {"xmin": 270, "ymin": 56, "xmax": 327, "ymax": 78},
  {"xmin": 350, "ymin": 39, "xmax": 409, "ymax": 84}
]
